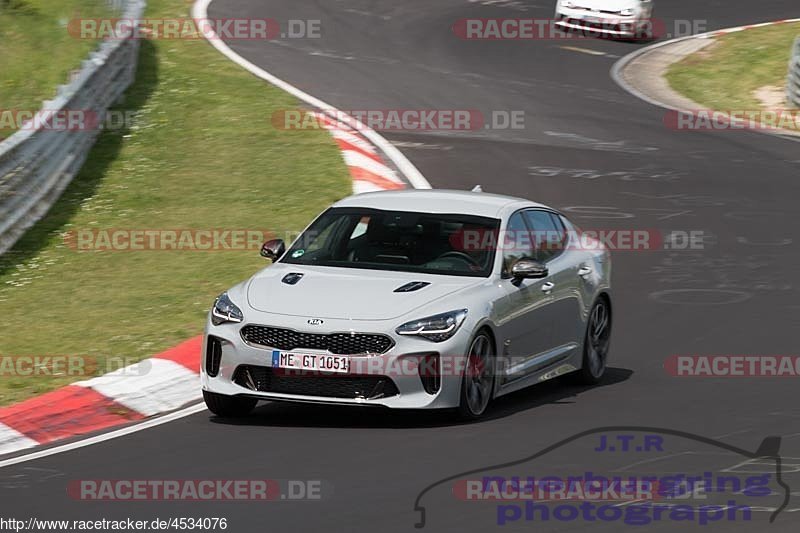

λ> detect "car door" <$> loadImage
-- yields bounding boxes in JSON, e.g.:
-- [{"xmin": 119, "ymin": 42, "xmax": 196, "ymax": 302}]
[
  {"xmin": 494, "ymin": 211, "xmax": 555, "ymax": 385},
  {"xmin": 523, "ymin": 209, "xmax": 583, "ymax": 354}
]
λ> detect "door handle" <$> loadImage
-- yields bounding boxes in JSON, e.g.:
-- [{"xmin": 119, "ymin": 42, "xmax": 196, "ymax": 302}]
[
  {"xmin": 541, "ymin": 282, "xmax": 555, "ymax": 293},
  {"xmin": 578, "ymin": 265, "xmax": 592, "ymax": 278}
]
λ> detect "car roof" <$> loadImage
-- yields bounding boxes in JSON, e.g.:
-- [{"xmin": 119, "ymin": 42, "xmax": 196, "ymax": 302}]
[{"xmin": 332, "ymin": 189, "xmax": 551, "ymax": 218}]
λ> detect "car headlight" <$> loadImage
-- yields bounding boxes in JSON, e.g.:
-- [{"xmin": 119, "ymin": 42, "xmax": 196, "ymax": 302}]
[
  {"xmin": 211, "ymin": 292, "xmax": 243, "ymax": 326},
  {"xmin": 396, "ymin": 309, "xmax": 468, "ymax": 342},
  {"xmin": 620, "ymin": 7, "xmax": 635, "ymax": 16}
]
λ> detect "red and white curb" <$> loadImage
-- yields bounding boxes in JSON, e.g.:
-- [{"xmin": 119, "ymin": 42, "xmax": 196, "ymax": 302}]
[
  {"xmin": 309, "ymin": 112, "xmax": 407, "ymax": 193},
  {"xmin": 0, "ymin": 337, "xmax": 202, "ymax": 455}
]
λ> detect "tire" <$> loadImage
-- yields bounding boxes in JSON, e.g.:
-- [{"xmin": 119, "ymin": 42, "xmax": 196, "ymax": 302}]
[
  {"xmin": 203, "ymin": 390, "xmax": 257, "ymax": 417},
  {"xmin": 456, "ymin": 331, "xmax": 496, "ymax": 420},
  {"xmin": 573, "ymin": 297, "xmax": 612, "ymax": 385}
]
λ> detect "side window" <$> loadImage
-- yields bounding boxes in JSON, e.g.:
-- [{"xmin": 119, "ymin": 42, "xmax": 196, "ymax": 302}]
[
  {"xmin": 502, "ymin": 212, "xmax": 535, "ymax": 274},
  {"xmin": 523, "ymin": 210, "xmax": 567, "ymax": 263}
]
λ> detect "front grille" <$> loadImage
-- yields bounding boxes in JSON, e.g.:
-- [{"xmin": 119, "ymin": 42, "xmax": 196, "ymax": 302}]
[
  {"xmin": 240, "ymin": 325, "xmax": 393, "ymax": 355},
  {"xmin": 232, "ymin": 365, "xmax": 399, "ymax": 399}
]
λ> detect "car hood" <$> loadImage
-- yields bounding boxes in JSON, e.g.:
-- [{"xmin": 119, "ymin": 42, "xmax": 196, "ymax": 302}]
[
  {"xmin": 570, "ymin": 0, "xmax": 639, "ymax": 11},
  {"xmin": 246, "ymin": 264, "xmax": 483, "ymax": 321}
]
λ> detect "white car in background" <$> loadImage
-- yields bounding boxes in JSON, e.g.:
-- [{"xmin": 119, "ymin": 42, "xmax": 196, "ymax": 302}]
[
  {"xmin": 201, "ymin": 190, "xmax": 612, "ymax": 420},
  {"xmin": 554, "ymin": 0, "xmax": 655, "ymax": 39}
]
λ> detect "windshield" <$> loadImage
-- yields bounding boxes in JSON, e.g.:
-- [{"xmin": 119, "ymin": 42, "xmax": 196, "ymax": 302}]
[{"xmin": 281, "ymin": 207, "xmax": 500, "ymax": 277}]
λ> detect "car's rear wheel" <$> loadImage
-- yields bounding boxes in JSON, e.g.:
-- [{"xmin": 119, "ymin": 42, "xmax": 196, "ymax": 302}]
[
  {"xmin": 203, "ymin": 390, "xmax": 257, "ymax": 417},
  {"xmin": 457, "ymin": 331, "xmax": 495, "ymax": 420},
  {"xmin": 574, "ymin": 297, "xmax": 612, "ymax": 385}
]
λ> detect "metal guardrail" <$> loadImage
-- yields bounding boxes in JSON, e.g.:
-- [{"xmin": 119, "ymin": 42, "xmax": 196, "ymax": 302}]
[
  {"xmin": 788, "ymin": 37, "xmax": 800, "ymax": 108},
  {"xmin": 0, "ymin": 0, "xmax": 145, "ymax": 255}
]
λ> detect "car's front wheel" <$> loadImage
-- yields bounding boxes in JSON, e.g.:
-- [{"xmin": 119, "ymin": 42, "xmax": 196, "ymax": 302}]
[
  {"xmin": 574, "ymin": 297, "xmax": 612, "ymax": 385},
  {"xmin": 203, "ymin": 390, "xmax": 257, "ymax": 417},
  {"xmin": 457, "ymin": 331, "xmax": 496, "ymax": 420}
]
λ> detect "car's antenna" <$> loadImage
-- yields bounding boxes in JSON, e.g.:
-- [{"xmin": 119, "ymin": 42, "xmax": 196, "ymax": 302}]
[{"xmin": 471, "ymin": 185, "xmax": 483, "ymax": 192}]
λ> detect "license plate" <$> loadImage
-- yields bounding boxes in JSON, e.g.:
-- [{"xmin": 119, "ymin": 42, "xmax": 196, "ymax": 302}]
[{"xmin": 272, "ymin": 350, "xmax": 350, "ymax": 373}]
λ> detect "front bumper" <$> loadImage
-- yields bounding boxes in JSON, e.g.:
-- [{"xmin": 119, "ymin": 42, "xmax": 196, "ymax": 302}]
[
  {"xmin": 201, "ymin": 313, "xmax": 474, "ymax": 409},
  {"xmin": 554, "ymin": 9, "xmax": 642, "ymax": 37}
]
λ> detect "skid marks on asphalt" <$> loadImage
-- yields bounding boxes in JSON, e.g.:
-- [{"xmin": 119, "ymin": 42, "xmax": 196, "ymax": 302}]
[
  {"xmin": 467, "ymin": 0, "xmax": 537, "ymax": 12},
  {"xmin": 543, "ymin": 131, "xmax": 659, "ymax": 153},
  {"xmin": 390, "ymin": 140, "xmax": 454, "ymax": 151},
  {"xmin": 558, "ymin": 45, "xmax": 621, "ymax": 58}
]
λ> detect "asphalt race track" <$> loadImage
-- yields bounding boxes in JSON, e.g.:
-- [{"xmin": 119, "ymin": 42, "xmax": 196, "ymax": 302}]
[{"xmin": 4, "ymin": 1, "xmax": 800, "ymax": 531}]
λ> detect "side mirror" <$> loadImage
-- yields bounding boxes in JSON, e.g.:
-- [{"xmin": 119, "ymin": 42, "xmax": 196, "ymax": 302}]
[
  {"xmin": 260, "ymin": 239, "xmax": 285, "ymax": 262},
  {"xmin": 511, "ymin": 258, "xmax": 548, "ymax": 279}
]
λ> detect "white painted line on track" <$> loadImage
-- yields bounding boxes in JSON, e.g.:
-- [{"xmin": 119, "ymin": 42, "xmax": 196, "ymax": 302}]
[
  {"xmin": 0, "ymin": 403, "xmax": 207, "ymax": 469},
  {"xmin": 558, "ymin": 45, "xmax": 618, "ymax": 58}
]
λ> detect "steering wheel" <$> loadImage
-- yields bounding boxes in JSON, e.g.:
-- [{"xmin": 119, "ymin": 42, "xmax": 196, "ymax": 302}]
[{"xmin": 435, "ymin": 251, "xmax": 481, "ymax": 268}]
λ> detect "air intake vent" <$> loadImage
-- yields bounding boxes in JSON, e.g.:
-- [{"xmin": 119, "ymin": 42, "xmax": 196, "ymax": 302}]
[
  {"xmin": 418, "ymin": 354, "xmax": 441, "ymax": 394},
  {"xmin": 394, "ymin": 281, "xmax": 430, "ymax": 293},
  {"xmin": 232, "ymin": 365, "xmax": 400, "ymax": 399},
  {"xmin": 206, "ymin": 335, "xmax": 223, "ymax": 377},
  {"xmin": 281, "ymin": 273, "xmax": 304, "ymax": 285}
]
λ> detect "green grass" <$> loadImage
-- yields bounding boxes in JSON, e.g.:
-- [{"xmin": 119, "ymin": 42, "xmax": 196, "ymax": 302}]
[
  {"xmin": 0, "ymin": 0, "xmax": 351, "ymax": 404},
  {"xmin": 0, "ymin": 0, "xmax": 111, "ymax": 122},
  {"xmin": 666, "ymin": 23, "xmax": 800, "ymax": 110}
]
